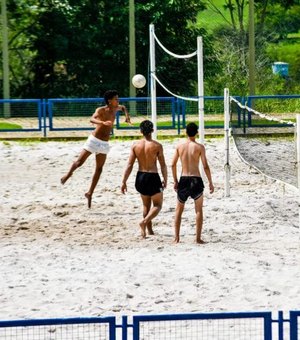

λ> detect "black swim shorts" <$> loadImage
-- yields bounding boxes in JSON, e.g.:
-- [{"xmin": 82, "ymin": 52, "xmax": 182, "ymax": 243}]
[
  {"xmin": 177, "ymin": 176, "xmax": 204, "ymax": 203},
  {"xmin": 135, "ymin": 171, "xmax": 163, "ymax": 196}
]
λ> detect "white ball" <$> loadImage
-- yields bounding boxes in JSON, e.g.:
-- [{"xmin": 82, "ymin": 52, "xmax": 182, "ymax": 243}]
[{"xmin": 132, "ymin": 74, "xmax": 146, "ymax": 89}]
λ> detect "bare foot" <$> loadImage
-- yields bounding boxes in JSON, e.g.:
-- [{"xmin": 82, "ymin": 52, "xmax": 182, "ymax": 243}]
[
  {"xmin": 196, "ymin": 239, "xmax": 207, "ymax": 244},
  {"xmin": 61, "ymin": 174, "xmax": 71, "ymax": 185},
  {"xmin": 85, "ymin": 193, "xmax": 92, "ymax": 209},
  {"xmin": 139, "ymin": 221, "xmax": 146, "ymax": 239},
  {"xmin": 147, "ymin": 224, "xmax": 154, "ymax": 235},
  {"xmin": 173, "ymin": 237, "xmax": 180, "ymax": 244}
]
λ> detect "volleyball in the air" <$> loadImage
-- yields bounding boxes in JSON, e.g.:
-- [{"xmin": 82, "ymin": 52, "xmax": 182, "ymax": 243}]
[{"xmin": 132, "ymin": 74, "xmax": 146, "ymax": 89}]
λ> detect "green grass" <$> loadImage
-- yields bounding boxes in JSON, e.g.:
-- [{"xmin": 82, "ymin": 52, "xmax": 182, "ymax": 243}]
[
  {"xmin": 0, "ymin": 121, "xmax": 22, "ymax": 129},
  {"xmin": 267, "ymin": 41, "xmax": 300, "ymax": 72},
  {"xmin": 197, "ymin": 0, "xmax": 300, "ymax": 69},
  {"xmin": 197, "ymin": 0, "xmax": 230, "ymax": 32},
  {"xmin": 249, "ymin": 118, "xmax": 295, "ymax": 126}
]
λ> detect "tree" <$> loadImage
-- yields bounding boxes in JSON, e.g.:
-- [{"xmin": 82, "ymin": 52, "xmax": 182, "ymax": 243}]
[
  {"xmin": 1, "ymin": 0, "xmax": 40, "ymax": 98},
  {"xmin": 3, "ymin": 0, "xmax": 216, "ymax": 98},
  {"xmin": 203, "ymin": 0, "xmax": 300, "ymax": 95}
]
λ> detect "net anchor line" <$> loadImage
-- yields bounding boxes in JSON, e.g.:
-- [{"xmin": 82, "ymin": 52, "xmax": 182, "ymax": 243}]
[
  {"xmin": 153, "ymin": 31, "xmax": 197, "ymax": 59},
  {"xmin": 152, "ymin": 74, "xmax": 200, "ymax": 102},
  {"xmin": 230, "ymin": 96, "xmax": 296, "ymax": 127}
]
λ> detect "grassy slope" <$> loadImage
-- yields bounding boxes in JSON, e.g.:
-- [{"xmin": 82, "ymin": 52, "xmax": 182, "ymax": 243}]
[
  {"xmin": 197, "ymin": 1, "xmax": 300, "ymax": 75},
  {"xmin": 267, "ymin": 37, "xmax": 300, "ymax": 72},
  {"xmin": 197, "ymin": 0, "xmax": 231, "ymax": 32}
]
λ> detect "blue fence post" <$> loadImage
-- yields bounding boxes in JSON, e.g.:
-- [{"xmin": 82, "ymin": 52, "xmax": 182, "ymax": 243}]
[
  {"xmin": 277, "ymin": 311, "xmax": 284, "ymax": 340},
  {"xmin": 290, "ymin": 311, "xmax": 299, "ymax": 340},
  {"xmin": 242, "ymin": 96, "xmax": 247, "ymax": 134},
  {"xmin": 116, "ymin": 111, "xmax": 120, "ymax": 129},
  {"xmin": 121, "ymin": 315, "xmax": 128, "ymax": 340},
  {"xmin": 176, "ymin": 98, "xmax": 181, "ymax": 135},
  {"xmin": 42, "ymin": 99, "xmax": 47, "ymax": 137},
  {"xmin": 182, "ymin": 99, "xmax": 186, "ymax": 128},
  {"xmin": 247, "ymin": 96, "xmax": 252, "ymax": 127},
  {"xmin": 48, "ymin": 99, "xmax": 53, "ymax": 131},
  {"xmin": 171, "ymin": 97, "xmax": 176, "ymax": 130}
]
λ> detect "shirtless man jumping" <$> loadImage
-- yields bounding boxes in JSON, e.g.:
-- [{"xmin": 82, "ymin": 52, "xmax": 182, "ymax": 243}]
[
  {"xmin": 121, "ymin": 120, "xmax": 167, "ymax": 238},
  {"xmin": 61, "ymin": 90, "xmax": 131, "ymax": 208},
  {"xmin": 171, "ymin": 122, "xmax": 214, "ymax": 244}
]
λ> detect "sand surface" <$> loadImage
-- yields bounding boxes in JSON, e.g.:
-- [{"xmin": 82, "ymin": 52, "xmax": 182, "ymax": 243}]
[{"xmin": 0, "ymin": 137, "xmax": 299, "ymax": 320}]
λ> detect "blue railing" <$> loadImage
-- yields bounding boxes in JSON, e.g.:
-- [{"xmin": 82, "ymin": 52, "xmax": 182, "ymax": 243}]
[
  {"xmin": 0, "ymin": 98, "xmax": 45, "ymax": 134},
  {"xmin": 0, "ymin": 316, "xmax": 116, "ymax": 340},
  {"xmin": 0, "ymin": 310, "xmax": 299, "ymax": 339},
  {"xmin": 1, "ymin": 95, "xmax": 299, "ymax": 137},
  {"xmin": 246, "ymin": 95, "xmax": 300, "ymax": 129}
]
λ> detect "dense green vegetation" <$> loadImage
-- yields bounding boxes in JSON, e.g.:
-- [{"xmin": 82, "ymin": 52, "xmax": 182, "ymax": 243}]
[{"xmin": 1, "ymin": 0, "xmax": 300, "ymax": 99}]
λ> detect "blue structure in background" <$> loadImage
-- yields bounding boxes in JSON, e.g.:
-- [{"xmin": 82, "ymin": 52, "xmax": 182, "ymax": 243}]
[
  {"xmin": 0, "ymin": 310, "xmax": 299, "ymax": 339},
  {"xmin": 1, "ymin": 94, "xmax": 300, "ymax": 137},
  {"xmin": 272, "ymin": 62, "xmax": 289, "ymax": 77}
]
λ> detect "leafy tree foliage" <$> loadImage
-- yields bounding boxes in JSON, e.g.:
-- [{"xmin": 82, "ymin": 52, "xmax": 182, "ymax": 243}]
[
  {"xmin": 204, "ymin": 0, "xmax": 300, "ymax": 95},
  {"xmin": 3, "ymin": 0, "xmax": 217, "ymax": 98},
  {"xmin": 1, "ymin": 0, "xmax": 40, "ymax": 97},
  {"xmin": 2, "ymin": 0, "xmax": 300, "ymax": 98}
]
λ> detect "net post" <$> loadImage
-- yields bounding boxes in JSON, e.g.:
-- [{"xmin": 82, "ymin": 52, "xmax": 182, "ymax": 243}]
[
  {"xmin": 224, "ymin": 88, "xmax": 231, "ymax": 197},
  {"xmin": 149, "ymin": 24, "xmax": 157, "ymax": 139},
  {"xmin": 197, "ymin": 36, "xmax": 204, "ymax": 145},
  {"xmin": 297, "ymin": 114, "xmax": 300, "ymax": 228}
]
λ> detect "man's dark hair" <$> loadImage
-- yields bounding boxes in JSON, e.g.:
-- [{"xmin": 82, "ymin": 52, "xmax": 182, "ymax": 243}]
[
  {"xmin": 186, "ymin": 122, "xmax": 198, "ymax": 137},
  {"xmin": 140, "ymin": 120, "xmax": 153, "ymax": 136},
  {"xmin": 104, "ymin": 90, "xmax": 118, "ymax": 105}
]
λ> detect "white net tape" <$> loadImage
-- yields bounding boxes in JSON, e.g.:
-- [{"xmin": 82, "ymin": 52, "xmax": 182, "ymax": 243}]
[
  {"xmin": 230, "ymin": 96, "xmax": 296, "ymax": 127},
  {"xmin": 153, "ymin": 31, "xmax": 197, "ymax": 59}
]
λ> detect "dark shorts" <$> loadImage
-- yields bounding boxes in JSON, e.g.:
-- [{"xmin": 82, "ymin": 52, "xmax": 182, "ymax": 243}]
[
  {"xmin": 177, "ymin": 176, "xmax": 204, "ymax": 203},
  {"xmin": 135, "ymin": 171, "xmax": 163, "ymax": 196}
]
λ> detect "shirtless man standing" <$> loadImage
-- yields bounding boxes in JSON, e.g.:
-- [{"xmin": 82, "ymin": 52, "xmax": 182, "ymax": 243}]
[
  {"xmin": 171, "ymin": 122, "xmax": 214, "ymax": 244},
  {"xmin": 121, "ymin": 120, "xmax": 168, "ymax": 238},
  {"xmin": 61, "ymin": 90, "xmax": 131, "ymax": 208}
]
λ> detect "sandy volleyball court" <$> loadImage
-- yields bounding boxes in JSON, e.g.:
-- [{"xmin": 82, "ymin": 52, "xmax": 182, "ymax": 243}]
[{"xmin": 0, "ymin": 137, "xmax": 299, "ymax": 320}]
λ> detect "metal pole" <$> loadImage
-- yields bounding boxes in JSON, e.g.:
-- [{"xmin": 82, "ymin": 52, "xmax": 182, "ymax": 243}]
[
  {"xmin": 224, "ymin": 88, "xmax": 231, "ymax": 197},
  {"xmin": 249, "ymin": 0, "xmax": 255, "ymax": 96},
  {"xmin": 1, "ymin": 0, "xmax": 10, "ymax": 116},
  {"xmin": 129, "ymin": 0, "xmax": 136, "ymax": 115},
  {"xmin": 149, "ymin": 24, "xmax": 157, "ymax": 139},
  {"xmin": 297, "ymin": 114, "xmax": 300, "ymax": 228},
  {"xmin": 197, "ymin": 36, "xmax": 204, "ymax": 144}
]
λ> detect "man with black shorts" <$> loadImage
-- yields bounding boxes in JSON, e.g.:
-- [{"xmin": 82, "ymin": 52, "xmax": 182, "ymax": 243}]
[
  {"xmin": 171, "ymin": 122, "xmax": 214, "ymax": 244},
  {"xmin": 121, "ymin": 120, "xmax": 167, "ymax": 238}
]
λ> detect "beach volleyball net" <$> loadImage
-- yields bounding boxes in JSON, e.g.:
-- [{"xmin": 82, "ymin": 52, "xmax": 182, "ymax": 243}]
[
  {"xmin": 228, "ymin": 93, "xmax": 298, "ymax": 188},
  {"xmin": 149, "ymin": 24, "xmax": 204, "ymax": 140}
]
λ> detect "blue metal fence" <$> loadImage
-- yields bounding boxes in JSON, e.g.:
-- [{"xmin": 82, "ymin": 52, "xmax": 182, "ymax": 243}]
[
  {"xmin": 0, "ymin": 99, "xmax": 45, "ymax": 133},
  {"xmin": 131, "ymin": 312, "xmax": 272, "ymax": 340},
  {"xmin": 290, "ymin": 311, "xmax": 300, "ymax": 340},
  {"xmin": 0, "ymin": 311, "xmax": 299, "ymax": 340},
  {"xmin": 1, "ymin": 95, "xmax": 299, "ymax": 137},
  {"xmin": 0, "ymin": 316, "xmax": 116, "ymax": 340}
]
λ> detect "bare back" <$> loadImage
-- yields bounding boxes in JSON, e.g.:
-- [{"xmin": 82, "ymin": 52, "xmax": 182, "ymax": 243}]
[
  {"xmin": 133, "ymin": 139, "xmax": 163, "ymax": 173},
  {"xmin": 177, "ymin": 140, "xmax": 203, "ymax": 176}
]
